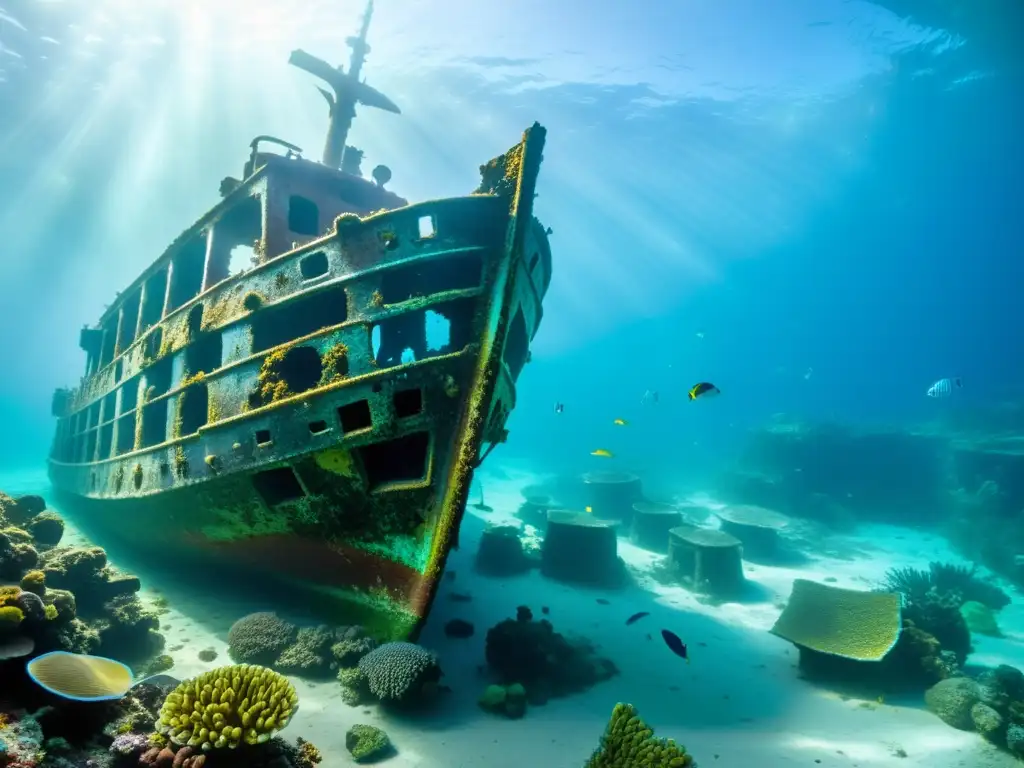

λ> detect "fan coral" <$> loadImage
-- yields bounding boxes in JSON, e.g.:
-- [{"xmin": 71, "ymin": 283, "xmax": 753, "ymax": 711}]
[
  {"xmin": 357, "ymin": 641, "xmax": 441, "ymax": 704},
  {"xmin": 156, "ymin": 664, "xmax": 299, "ymax": 750},
  {"xmin": 227, "ymin": 612, "xmax": 298, "ymax": 665},
  {"xmin": 882, "ymin": 561, "xmax": 1010, "ymax": 610},
  {"xmin": 585, "ymin": 703, "xmax": 693, "ymax": 767}
]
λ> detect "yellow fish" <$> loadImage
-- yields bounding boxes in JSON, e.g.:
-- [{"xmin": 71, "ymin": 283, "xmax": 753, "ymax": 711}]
[
  {"xmin": 590, "ymin": 449, "xmax": 614, "ymax": 458},
  {"xmin": 585, "ymin": 506, "xmax": 593, "ymax": 513},
  {"xmin": 613, "ymin": 418, "xmax": 628, "ymax": 426}
]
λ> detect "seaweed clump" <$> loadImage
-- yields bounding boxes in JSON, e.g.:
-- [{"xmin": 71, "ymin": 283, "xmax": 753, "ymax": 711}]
[{"xmin": 585, "ymin": 703, "xmax": 694, "ymax": 767}]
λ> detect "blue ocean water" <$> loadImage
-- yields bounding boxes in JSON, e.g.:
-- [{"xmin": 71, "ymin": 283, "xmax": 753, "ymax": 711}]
[{"xmin": 1, "ymin": 0, "xmax": 1023, "ymax": 766}]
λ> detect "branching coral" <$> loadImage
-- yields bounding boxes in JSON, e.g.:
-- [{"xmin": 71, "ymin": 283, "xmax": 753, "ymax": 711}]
[
  {"xmin": 584, "ymin": 703, "xmax": 693, "ymax": 767},
  {"xmin": 157, "ymin": 664, "xmax": 299, "ymax": 750}
]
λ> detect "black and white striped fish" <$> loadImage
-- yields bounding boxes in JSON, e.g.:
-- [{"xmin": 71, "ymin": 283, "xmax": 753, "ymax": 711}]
[{"xmin": 926, "ymin": 377, "xmax": 962, "ymax": 398}]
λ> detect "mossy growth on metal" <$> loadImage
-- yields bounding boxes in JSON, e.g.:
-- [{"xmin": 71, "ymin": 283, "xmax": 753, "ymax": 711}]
[
  {"xmin": 254, "ymin": 348, "xmax": 293, "ymax": 406},
  {"xmin": 318, "ymin": 342, "xmax": 349, "ymax": 387}
]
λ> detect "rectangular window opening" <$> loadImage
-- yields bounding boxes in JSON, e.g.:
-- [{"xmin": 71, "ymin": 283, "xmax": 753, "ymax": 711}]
[
  {"xmin": 116, "ymin": 290, "xmax": 142, "ymax": 353},
  {"xmin": 139, "ymin": 268, "xmax": 169, "ymax": 333},
  {"xmin": 115, "ymin": 414, "xmax": 136, "ymax": 455},
  {"xmin": 251, "ymin": 285, "xmax": 348, "ymax": 353},
  {"xmin": 252, "ymin": 466, "xmax": 305, "ymax": 506},
  {"xmin": 98, "ymin": 422, "xmax": 113, "ymax": 460},
  {"xmin": 289, "ymin": 196, "xmax": 321, "ymax": 237},
  {"xmin": 166, "ymin": 235, "xmax": 208, "ymax": 312},
  {"xmin": 179, "ymin": 383, "xmax": 209, "ymax": 436},
  {"xmin": 338, "ymin": 400, "xmax": 372, "ymax": 434},
  {"xmin": 379, "ymin": 253, "xmax": 482, "ymax": 305},
  {"xmin": 141, "ymin": 399, "xmax": 169, "ymax": 448},
  {"xmin": 356, "ymin": 431, "xmax": 430, "ymax": 490},
  {"xmin": 256, "ymin": 429, "xmax": 272, "ymax": 445},
  {"xmin": 393, "ymin": 388, "xmax": 423, "ymax": 418},
  {"xmin": 300, "ymin": 250, "xmax": 329, "ymax": 280},
  {"xmin": 417, "ymin": 215, "xmax": 436, "ymax": 239},
  {"xmin": 308, "ymin": 420, "xmax": 329, "ymax": 435}
]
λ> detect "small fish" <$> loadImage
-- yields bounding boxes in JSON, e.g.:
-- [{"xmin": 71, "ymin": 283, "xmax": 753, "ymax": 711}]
[
  {"xmin": 626, "ymin": 611, "xmax": 650, "ymax": 626},
  {"xmin": 584, "ymin": 505, "xmax": 593, "ymax": 513},
  {"xmin": 660, "ymin": 629, "xmax": 689, "ymax": 663},
  {"xmin": 641, "ymin": 390, "xmax": 659, "ymax": 406},
  {"xmin": 688, "ymin": 382, "xmax": 720, "ymax": 401},
  {"xmin": 695, "ymin": 331, "xmax": 705, "ymax": 340},
  {"xmin": 590, "ymin": 449, "xmax": 614, "ymax": 458},
  {"xmin": 613, "ymin": 418, "xmax": 628, "ymax": 426},
  {"xmin": 596, "ymin": 598, "xmax": 610, "ymax": 605},
  {"xmin": 554, "ymin": 402, "xmax": 565, "ymax": 413},
  {"xmin": 926, "ymin": 377, "xmax": 962, "ymax": 398}
]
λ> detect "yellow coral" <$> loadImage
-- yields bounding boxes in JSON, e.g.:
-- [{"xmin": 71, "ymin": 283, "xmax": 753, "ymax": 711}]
[
  {"xmin": 770, "ymin": 579, "xmax": 902, "ymax": 661},
  {"xmin": 156, "ymin": 664, "xmax": 298, "ymax": 751},
  {"xmin": 44, "ymin": 604, "xmax": 58, "ymax": 621},
  {"xmin": 585, "ymin": 703, "xmax": 693, "ymax": 767}
]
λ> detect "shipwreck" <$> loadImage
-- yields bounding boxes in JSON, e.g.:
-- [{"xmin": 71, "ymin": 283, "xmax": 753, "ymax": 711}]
[{"xmin": 47, "ymin": 0, "xmax": 551, "ymax": 640}]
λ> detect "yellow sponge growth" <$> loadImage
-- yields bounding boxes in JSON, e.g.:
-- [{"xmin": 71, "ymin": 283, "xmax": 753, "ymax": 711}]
[
  {"xmin": 156, "ymin": 664, "xmax": 299, "ymax": 751},
  {"xmin": 770, "ymin": 578, "xmax": 902, "ymax": 661},
  {"xmin": 585, "ymin": 703, "xmax": 693, "ymax": 767}
]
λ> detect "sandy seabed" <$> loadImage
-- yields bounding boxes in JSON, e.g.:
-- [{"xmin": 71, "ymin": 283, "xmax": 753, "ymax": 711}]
[{"xmin": 3, "ymin": 466, "xmax": 1023, "ymax": 768}]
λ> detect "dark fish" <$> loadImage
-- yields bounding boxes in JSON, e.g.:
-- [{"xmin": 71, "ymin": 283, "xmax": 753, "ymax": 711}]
[
  {"xmin": 554, "ymin": 402, "xmax": 565, "ymax": 413},
  {"xmin": 688, "ymin": 382, "xmax": 720, "ymax": 401},
  {"xmin": 626, "ymin": 611, "xmax": 650, "ymax": 626},
  {"xmin": 661, "ymin": 629, "xmax": 689, "ymax": 663},
  {"xmin": 541, "ymin": 606, "xmax": 550, "ymax": 615},
  {"xmin": 596, "ymin": 598, "xmax": 610, "ymax": 605}
]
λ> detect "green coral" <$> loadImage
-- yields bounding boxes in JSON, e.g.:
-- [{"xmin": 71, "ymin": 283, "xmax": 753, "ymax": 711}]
[
  {"xmin": 227, "ymin": 612, "xmax": 297, "ymax": 665},
  {"xmin": 337, "ymin": 667, "xmax": 371, "ymax": 706},
  {"xmin": 479, "ymin": 683, "xmax": 526, "ymax": 718},
  {"xmin": 44, "ymin": 604, "xmax": 58, "ymax": 621},
  {"xmin": 157, "ymin": 664, "xmax": 298, "ymax": 750},
  {"xmin": 585, "ymin": 703, "xmax": 694, "ymax": 768},
  {"xmin": 345, "ymin": 724, "xmax": 391, "ymax": 763},
  {"xmin": 20, "ymin": 569, "xmax": 46, "ymax": 595}
]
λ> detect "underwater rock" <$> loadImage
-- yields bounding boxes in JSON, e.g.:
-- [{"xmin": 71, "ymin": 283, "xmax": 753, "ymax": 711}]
[
  {"xmin": 138, "ymin": 736, "xmax": 322, "ymax": 768},
  {"xmin": 961, "ymin": 600, "xmax": 1002, "ymax": 636},
  {"xmin": 94, "ymin": 594, "xmax": 165, "ymax": 663},
  {"xmin": 667, "ymin": 525, "xmax": 745, "ymax": 599},
  {"xmin": 27, "ymin": 510, "xmax": 66, "ymax": 548},
  {"xmin": 474, "ymin": 523, "xmax": 531, "ymax": 577},
  {"xmin": 227, "ymin": 611, "xmax": 298, "ymax": 665},
  {"xmin": 198, "ymin": 648, "xmax": 218, "ymax": 662},
  {"xmin": 478, "ymin": 682, "xmax": 527, "ymax": 719},
  {"xmin": 0, "ymin": 493, "xmax": 45, "ymax": 526},
  {"xmin": 346, "ymin": 724, "xmax": 392, "ymax": 763},
  {"xmin": 541, "ymin": 512, "xmax": 625, "ymax": 588},
  {"xmin": 484, "ymin": 610, "xmax": 617, "ymax": 703},
  {"xmin": 925, "ymin": 677, "xmax": 981, "ymax": 730},
  {"xmin": 971, "ymin": 702, "xmax": 1006, "ymax": 742},
  {"xmin": 1008, "ymin": 724, "xmax": 1024, "ymax": 757}
]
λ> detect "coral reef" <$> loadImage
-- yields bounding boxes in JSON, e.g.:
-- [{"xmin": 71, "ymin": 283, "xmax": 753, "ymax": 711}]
[
  {"xmin": 924, "ymin": 664, "xmax": 1024, "ymax": 759},
  {"xmin": 584, "ymin": 703, "xmax": 694, "ymax": 767},
  {"xmin": 484, "ymin": 607, "xmax": 617, "ymax": 705},
  {"xmin": 226, "ymin": 612, "xmax": 298, "ymax": 666},
  {"xmin": 156, "ymin": 664, "xmax": 298, "ymax": 749},
  {"xmin": 356, "ymin": 641, "xmax": 442, "ymax": 705}
]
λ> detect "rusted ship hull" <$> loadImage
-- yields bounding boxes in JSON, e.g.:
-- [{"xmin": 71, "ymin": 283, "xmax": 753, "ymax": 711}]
[{"xmin": 48, "ymin": 125, "xmax": 550, "ymax": 640}]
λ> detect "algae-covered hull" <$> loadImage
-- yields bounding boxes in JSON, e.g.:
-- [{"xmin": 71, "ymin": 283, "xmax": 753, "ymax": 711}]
[{"xmin": 48, "ymin": 125, "xmax": 551, "ymax": 640}]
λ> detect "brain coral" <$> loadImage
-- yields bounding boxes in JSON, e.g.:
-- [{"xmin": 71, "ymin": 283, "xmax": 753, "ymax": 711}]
[
  {"xmin": 227, "ymin": 612, "xmax": 297, "ymax": 665},
  {"xmin": 357, "ymin": 641, "xmax": 441, "ymax": 703},
  {"xmin": 157, "ymin": 664, "xmax": 298, "ymax": 750}
]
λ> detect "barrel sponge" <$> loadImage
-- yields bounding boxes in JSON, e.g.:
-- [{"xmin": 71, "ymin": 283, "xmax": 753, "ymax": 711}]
[
  {"xmin": 226, "ymin": 612, "xmax": 297, "ymax": 665},
  {"xmin": 356, "ymin": 641, "xmax": 441, "ymax": 703},
  {"xmin": 156, "ymin": 664, "xmax": 299, "ymax": 751},
  {"xmin": 585, "ymin": 703, "xmax": 694, "ymax": 767},
  {"xmin": 770, "ymin": 578, "xmax": 902, "ymax": 661}
]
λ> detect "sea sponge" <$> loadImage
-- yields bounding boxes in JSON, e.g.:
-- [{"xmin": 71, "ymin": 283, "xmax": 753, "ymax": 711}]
[
  {"xmin": 770, "ymin": 579, "xmax": 902, "ymax": 661},
  {"xmin": 357, "ymin": 641, "xmax": 441, "ymax": 703},
  {"xmin": 585, "ymin": 703, "xmax": 693, "ymax": 767},
  {"xmin": 156, "ymin": 664, "xmax": 298, "ymax": 750},
  {"xmin": 227, "ymin": 612, "xmax": 297, "ymax": 665}
]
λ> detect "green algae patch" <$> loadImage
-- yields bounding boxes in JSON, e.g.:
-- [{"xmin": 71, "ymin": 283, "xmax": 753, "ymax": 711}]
[{"xmin": 356, "ymin": 531, "xmax": 432, "ymax": 572}]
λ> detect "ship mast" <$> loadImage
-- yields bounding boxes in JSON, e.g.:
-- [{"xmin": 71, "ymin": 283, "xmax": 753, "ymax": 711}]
[{"xmin": 288, "ymin": 0, "xmax": 400, "ymax": 170}]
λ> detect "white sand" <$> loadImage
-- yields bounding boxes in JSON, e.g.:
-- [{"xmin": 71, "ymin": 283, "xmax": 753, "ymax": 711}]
[{"xmin": 5, "ymin": 466, "xmax": 1024, "ymax": 768}]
